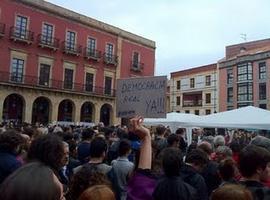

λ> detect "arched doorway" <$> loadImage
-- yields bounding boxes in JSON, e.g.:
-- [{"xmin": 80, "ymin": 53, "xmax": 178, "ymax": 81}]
[
  {"xmin": 32, "ymin": 97, "xmax": 51, "ymax": 125},
  {"xmin": 3, "ymin": 93, "xmax": 25, "ymax": 123},
  {"xmin": 100, "ymin": 104, "xmax": 112, "ymax": 126},
  {"xmin": 80, "ymin": 102, "xmax": 94, "ymax": 122},
  {"xmin": 58, "ymin": 99, "xmax": 74, "ymax": 122}
]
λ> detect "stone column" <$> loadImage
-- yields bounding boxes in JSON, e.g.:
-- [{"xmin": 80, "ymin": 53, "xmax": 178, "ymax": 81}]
[
  {"xmin": 24, "ymin": 96, "xmax": 34, "ymax": 123},
  {"xmin": 0, "ymin": 96, "xmax": 4, "ymax": 123},
  {"xmin": 94, "ymin": 103, "xmax": 101, "ymax": 124},
  {"xmin": 51, "ymin": 99, "xmax": 59, "ymax": 123},
  {"xmin": 74, "ymin": 101, "xmax": 82, "ymax": 123}
]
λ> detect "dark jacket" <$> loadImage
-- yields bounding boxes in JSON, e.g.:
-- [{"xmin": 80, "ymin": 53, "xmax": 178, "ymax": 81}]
[
  {"xmin": 201, "ymin": 160, "xmax": 221, "ymax": 195},
  {"xmin": 0, "ymin": 151, "xmax": 22, "ymax": 184},
  {"xmin": 153, "ymin": 176, "xmax": 197, "ymax": 200},
  {"xmin": 180, "ymin": 164, "xmax": 208, "ymax": 200},
  {"xmin": 77, "ymin": 141, "xmax": 91, "ymax": 164},
  {"xmin": 241, "ymin": 180, "xmax": 270, "ymax": 200}
]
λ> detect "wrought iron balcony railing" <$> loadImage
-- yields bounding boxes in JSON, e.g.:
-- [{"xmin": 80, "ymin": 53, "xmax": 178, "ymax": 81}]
[
  {"xmin": 9, "ymin": 26, "xmax": 34, "ymax": 44},
  {"xmin": 182, "ymin": 100, "xmax": 203, "ymax": 107},
  {"xmin": 37, "ymin": 34, "xmax": 60, "ymax": 50},
  {"xmin": 0, "ymin": 23, "xmax": 5, "ymax": 37},
  {"xmin": 0, "ymin": 71, "xmax": 115, "ymax": 97},
  {"xmin": 84, "ymin": 48, "xmax": 102, "ymax": 61},
  {"xmin": 103, "ymin": 53, "xmax": 118, "ymax": 66},
  {"xmin": 130, "ymin": 61, "xmax": 144, "ymax": 72},
  {"xmin": 62, "ymin": 41, "xmax": 82, "ymax": 56}
]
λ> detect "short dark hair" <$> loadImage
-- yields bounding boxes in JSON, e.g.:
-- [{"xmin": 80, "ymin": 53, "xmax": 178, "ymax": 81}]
[
  {"xmin": 0, "ymin": 130, "xmax": 24, "ymax": 153},
  {"xmin": 28, "ymin": 134, "xmax": 65, "ymax": 171},
  {"xmin": 81, "ymin": 128, "xmax": 95, "ymax": 140},
  {"xmin": 185, "ymin": 149, "xmax": 208, "ymax": 166},
  {"xmin": 0, "ymin": 162, "xmax": 61, "ymax": 200},
  {"xmin": 89, "ymin": 137, "xmax": 107, "ymax": 158},
  {"xmin": 219, "ymin": 158, "xmax": 236, "ymax": 181},
  {"xmin": 167, "ymin": 134, "xmax": 179, "ymax": 146},
  {"xmin": 239, "ymin": 145, "xmax": 270, "ymax": 178},
  {"xmin": 175, "ymin": 128, "xmax": 185, "ymax": 135},
  {"xmin": 162, "ymin": 147, "xmax": 183, "ymax": 177},
  {"xmin": 118, "ymin": 139, "xmax": 131, "ymax": 157},
  {"xmin": 156, "ymin": 125, "xmax": 166, "ymax": 136},
  {"xmin": 197, "ymin": 142, "xmax": 213, "ymax": 155}
]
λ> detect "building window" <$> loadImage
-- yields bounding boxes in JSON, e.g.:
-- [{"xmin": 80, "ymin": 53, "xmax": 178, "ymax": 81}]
[
  {"xmin": 85, "ymin": 73, "xmax": 94, "ymax": 92},
  {"xmin": 42, "ymin": 23, "xmax": 53, "ymax": 43},
  {"xmin": 259, "ymin": 83, "xmax": 266, "ymax": 100},
  {"xmin": 227, "ymin": 68, "xmax": 233, "ymax": 84},
  {"xmin": 104, "ymin": 76, "xmax": 112, "ymax": 95},
  {"xmin": 185, "ymin": 110, "xmax": 190, "ymax": 114},
  {"xmin": 15, "ymin": 15, "xmax": 28, "ymax": 39},
  {"xmin": 237, "ymin": 82, "xmax": 253, "ymax": 101},
  {"xmin": 205, "ymin": 93, "xmax": 211, "ymax": 104},
  {"xmin": 87, "ymin": 37, "xmax": 96, "ymax": 55},
  {"xmin": 227, "ymin": 106, "xmax": 234, "ymax": 111},
  {"xmin": 11, "ymin": 58, "xmax": 24, "ymax": 82},
  {"xmin": 66, "ymin": 31, "xmax": 76, "ymax": 50},
  {"xmin": 190, "ymin": 78, "xmax": 195, "ymax": 88},
  {"xmin": 64, "ymin": 68, "xmax": 73, "ymax": 89},
  {"xmin": 105, "ymin": 43, "xmax": 114, "ymax": 60},
  {"xmin": 205, "ymin": 109, "xmax": 211, "ymax": 115},
  {"xmin": 176, "ymin": 80, "xmax": 181, "ymax": 90},
  {"xmin": 176, "ymin": 96, "xmax": 181, "ymax": 106},
  {"xmin": 259, "ymin": 104, "xmax": 267, "ymax": 109},
  {"xmin": 259, "ymin": 62, "xmax": 266, "ymax": 80},
  {"xmin": 39, "ymin": 64, "xmax": 50, "ymax": 86},
  {"xmin": 237, "ymin": 102, "xmax": 253, "ymax": 108},
  {"xmin": 205, "ymin": 75, "xmax": 211, "ymax": 86},
  {"xmin": 194, "ymin": 110, "xmax": 200, "ymax": 115},
  {"xmin": 237, "ymin": 63, "xmax": 253, "ymax": 82},
  {"xmin": 227, "ymin": 87, "xmax": 233, "ymax": 103},
  {"xmin": 132, "ymin": 52, "xmax": 140, "ymax": 68}
]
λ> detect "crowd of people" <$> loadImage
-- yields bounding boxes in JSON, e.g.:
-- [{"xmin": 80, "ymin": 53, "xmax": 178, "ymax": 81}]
[{"xmin": 0, "ymin": 118, "xmax": 270, "ymax": 200}]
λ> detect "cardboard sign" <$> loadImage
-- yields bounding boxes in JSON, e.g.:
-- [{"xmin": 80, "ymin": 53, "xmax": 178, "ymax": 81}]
[{"xmin": 116, "ymin": 76, "xmax": 167, "ymax": 118}]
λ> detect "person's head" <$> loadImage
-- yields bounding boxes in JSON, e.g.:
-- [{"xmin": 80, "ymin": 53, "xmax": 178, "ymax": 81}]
[
  {"xmin": 167, "ymin": 134, "xmax": 180, "ymax": 148},
  {"xmin": 118, "ymin": 139, "xmax": 131, "ymax": 157},
  {"xmin": 162, "ymin": 147, "xmax": 183, "ymax": 177},
  {"xmin": 156, "ymin": 125, "xmax": 166, "ymax": 137},
  {"xmin": 81, "ymin": 128, "xmax": 95, "ymax": 141},
  {"xmin": 89, "ymin": 137, "xmax": 107, "ymax": 159},
  {"xmin": 0, "ymin": 162, "xmax": 64, "ymax": 200},
  {"xmin": 250, "ymin": 136, "xmax": 270, "ymax": 152},
  {"xmin": 215, "ymin": 146, "xmax": 233, "ymax": 163},
  {"xmin": 229, "ymin": 140, "xmax": 242, "ymax": 154},
  {"xmin": 211, "ymin": 184, "xmax": 252, "ymax": 200},
  {"xmin": 218, "ymin": 158, "xmax": 237, "ymax": 182},
  {"xmin": 68, "ymin": 165, "xmax": 110, "ymax": 200},
  {"xmin": 185, "ymin": 149, "xmax": 208, "ymax": 172},
  {"xmin": 175, "ymin": 128, "xmax": 185, "ymax": 136},
  {"xmin": 239, "ymin": 145, "xmax": 270, "ymax": 181},
  {"xmin": 214, "ymin": 135, "xmax": 225, "ymax": 149},
  {"xmin": 78, "ymin": 185, "xmax": 115, "ymax": 200},
  {"xmin": 197, "ymin": 141, "xmax": 213, "ymax": 156},
  {"xmin": 0, "ymin": 130, "xmax": 24, "ymax": 155},
  {"xmin": 60, "ymin": 142, "xmax": 69, "ymax": 167},
  {"xmin": 67, "ymin": 140, "xmax": 78, "ymax": 158},
  {"xmin": 28, "ymin": 134, "xmax": 66, "ymax": 171}
]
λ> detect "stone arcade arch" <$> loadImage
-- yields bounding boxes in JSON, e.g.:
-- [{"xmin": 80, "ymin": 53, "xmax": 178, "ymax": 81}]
[
  {"xmin": 80, "ymin": 101, "xmax": 95, "ymax": 122},
  {"xmin": 2, "ymin": 93, "xmax": 25, "ymax": 123},
  {"xmin": 32, "ymin": 96, "xmax": 52, "ymax": 125},
  {"xmin": 57, "ymin": 99, "xmax": 75, "ymax": 122}
]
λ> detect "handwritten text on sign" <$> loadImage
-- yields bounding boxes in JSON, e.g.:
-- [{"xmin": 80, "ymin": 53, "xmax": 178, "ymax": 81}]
[{"xmin": 116, "ymin": 76, "xmax": 167, "ymax": 118}]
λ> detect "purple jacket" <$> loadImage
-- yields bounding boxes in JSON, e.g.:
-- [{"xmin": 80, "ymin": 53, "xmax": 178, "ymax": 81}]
[{"xmin": 127, "ymin": 169, "xmax": 157, "ymax": 200}]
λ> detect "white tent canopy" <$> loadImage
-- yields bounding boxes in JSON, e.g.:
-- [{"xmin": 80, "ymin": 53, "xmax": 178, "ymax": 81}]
[{"xmin": 179, "ymin": 106, "xmax": 270, "ymax": 130}]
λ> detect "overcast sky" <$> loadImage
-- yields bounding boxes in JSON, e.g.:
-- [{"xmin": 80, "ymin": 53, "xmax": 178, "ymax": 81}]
[{"xmin": 47, "ymin": 0, "xmax": 270, "ymax": 77}]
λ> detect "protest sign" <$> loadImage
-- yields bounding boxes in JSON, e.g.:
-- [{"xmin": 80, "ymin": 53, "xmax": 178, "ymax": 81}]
[{"xmin": 116, "ymin": 76, "xmax": 167, "ymax": 118}]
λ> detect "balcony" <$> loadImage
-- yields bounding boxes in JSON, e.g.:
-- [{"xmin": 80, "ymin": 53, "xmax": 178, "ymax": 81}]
[
  {"xmin": 84, "ymin": 48, "xmax": 101, "ymax": 61},
  {"xmin": 9, "ymin": 26, "xmax": 34, "ymax": 44},
  {"xmin": 103, "ymin": 53, "xmax": 118, "ymax": 66},
  {"xmin": 62, "ymin": 41, "xmax": 82, "ymax": 56},
  {"xmin": 0, "ymin": 71, "xmax": 115, "ymax": 97},
  {"xmin": 130, "ymin": 61, "xmax": 144, "ymax": 72},
  {"xmin": 37, "ymin": 34, "xmax": 60, "ymax": 50},
  {"xmin": 0, "ymin": 23, "xmax": 5, "ymax": 38},
  {"xmin": 183, "ymin": 100, "xmax": 202, "ymax": 107}
]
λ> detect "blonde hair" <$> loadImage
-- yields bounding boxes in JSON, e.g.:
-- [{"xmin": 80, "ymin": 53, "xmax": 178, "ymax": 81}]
[
  {"xmin": 78, "ymin": 185, "xmax": 115, "ymax": 200},
  {"xmin": 211, "ymin": 184, "xmax": 253, "ymax": 200}
]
